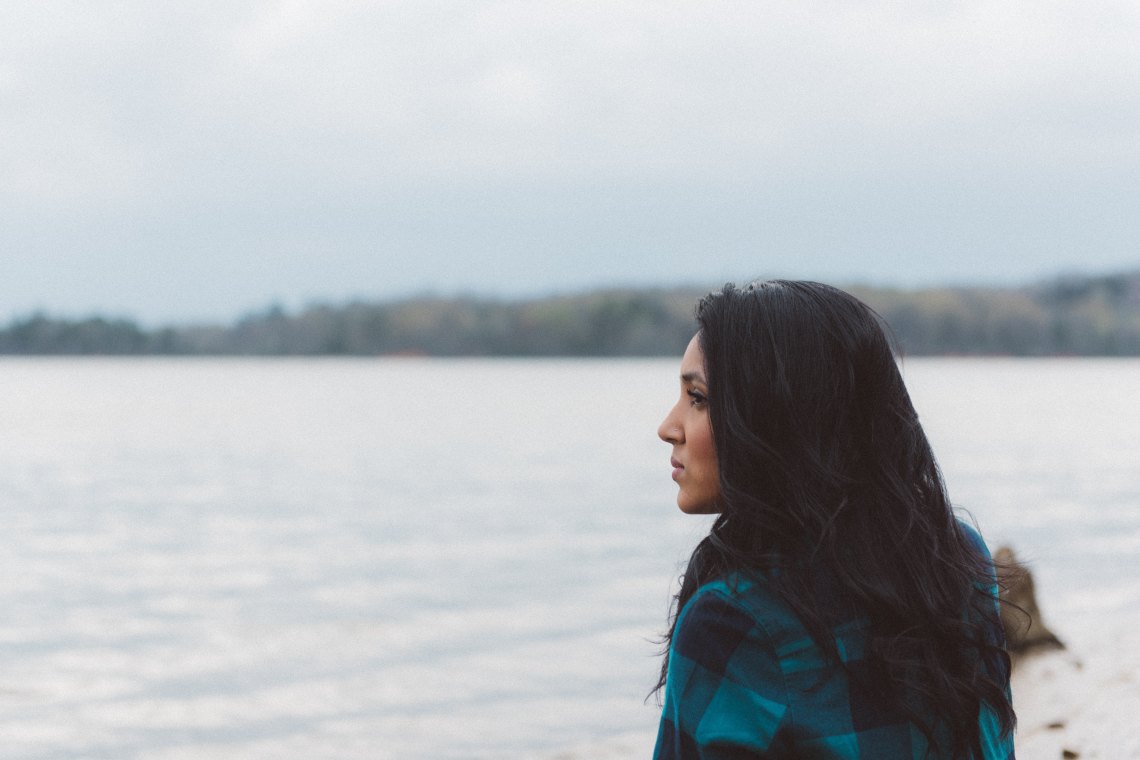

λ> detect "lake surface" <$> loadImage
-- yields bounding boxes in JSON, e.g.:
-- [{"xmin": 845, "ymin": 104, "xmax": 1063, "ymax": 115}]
[{"xmin": 0, "ymin": 358, "xmax": 1136, "ymax": 759}]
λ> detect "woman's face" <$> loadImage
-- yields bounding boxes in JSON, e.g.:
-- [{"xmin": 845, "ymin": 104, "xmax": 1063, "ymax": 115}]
[{"xmin": 657, "ymin": 334, "xmax": 721, "ymax": 514}]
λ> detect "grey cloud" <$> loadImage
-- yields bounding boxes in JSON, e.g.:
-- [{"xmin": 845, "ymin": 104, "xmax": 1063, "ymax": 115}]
[{"xmin": 2, "ymin": 0, "xmax": 1138, "ymax": 321}]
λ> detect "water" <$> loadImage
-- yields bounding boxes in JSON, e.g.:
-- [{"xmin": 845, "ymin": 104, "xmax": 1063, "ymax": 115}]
[{"xmin": 0, "ymin": 358, "xmax": 1136, "ymax": 759}]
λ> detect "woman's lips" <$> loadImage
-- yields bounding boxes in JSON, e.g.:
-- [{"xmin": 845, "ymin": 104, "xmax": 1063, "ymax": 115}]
[{"xmin": 671, "ymin": 458, "xmax": 684, "ymax": 480}]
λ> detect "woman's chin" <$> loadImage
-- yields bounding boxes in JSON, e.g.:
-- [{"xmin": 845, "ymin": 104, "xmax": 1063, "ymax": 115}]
[{"xmin": 677, "ymin": 499, "xmax": 720, "ymax": 515}]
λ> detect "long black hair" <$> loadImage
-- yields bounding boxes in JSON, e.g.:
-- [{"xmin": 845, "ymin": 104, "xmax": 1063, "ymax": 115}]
[{"xmin": 655, "ymin": 280, "xmax": 1015, "ymax": 757}]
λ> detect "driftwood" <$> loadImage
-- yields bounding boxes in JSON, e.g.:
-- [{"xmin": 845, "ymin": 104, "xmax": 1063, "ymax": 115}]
[{"xmin": 993, "ymin": 546, "xmax": 1065, "ymax": 664}]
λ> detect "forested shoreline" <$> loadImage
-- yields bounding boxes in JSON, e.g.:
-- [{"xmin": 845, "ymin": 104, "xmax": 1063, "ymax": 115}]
[{"xmin": 4, "ymin": 271, "xmax": 1139, "ymax": 356}]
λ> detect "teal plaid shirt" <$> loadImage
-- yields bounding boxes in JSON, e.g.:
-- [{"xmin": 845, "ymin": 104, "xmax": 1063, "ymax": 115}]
[{"xmin": 653, "ymin": 525, "xmax": 1014, "ymax": 759}]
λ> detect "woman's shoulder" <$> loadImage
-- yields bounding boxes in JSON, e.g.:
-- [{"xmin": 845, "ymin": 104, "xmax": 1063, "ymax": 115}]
[
  {"xmin": 683, "ymin": 573, "xmax": 783, "ymax": 616},
  {"xmin": 956, "ymin": 518, "xmax": 993, "ymax": 560},
  {"xmin": 671, "ymin": 581, "xmax": 774, "ymax": 668},
  {"xmin": 675, "ymin": 574, "xmax": 808, "ymax": 653}
]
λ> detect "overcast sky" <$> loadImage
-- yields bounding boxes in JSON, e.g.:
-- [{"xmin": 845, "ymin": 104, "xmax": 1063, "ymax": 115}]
[{"xmin": 3, "ymin": 1, "xmax": 1138, "ymax": 324}]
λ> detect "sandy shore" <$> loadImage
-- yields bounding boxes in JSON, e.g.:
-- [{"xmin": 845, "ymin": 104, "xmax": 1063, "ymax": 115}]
[{"xmin": 1011, "ymin": 626, "xmax": 1140, "ymax": 759}]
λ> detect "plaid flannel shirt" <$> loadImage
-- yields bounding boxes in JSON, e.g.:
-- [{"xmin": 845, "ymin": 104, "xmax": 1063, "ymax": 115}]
[{"xmin": 653, "ymin": 523, "xmax": 1014, "ymax": 759}]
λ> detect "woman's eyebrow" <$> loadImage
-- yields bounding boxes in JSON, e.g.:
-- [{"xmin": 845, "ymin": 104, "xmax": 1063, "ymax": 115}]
[{"xmin": 681, "ymin": 371, "xmax": 706, "ymax": 384}]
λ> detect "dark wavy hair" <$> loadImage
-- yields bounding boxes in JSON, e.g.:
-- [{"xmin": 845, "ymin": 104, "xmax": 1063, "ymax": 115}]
[{"xmin": 655, "ymin": 280, "xmax": 1014, "ymax": 758}]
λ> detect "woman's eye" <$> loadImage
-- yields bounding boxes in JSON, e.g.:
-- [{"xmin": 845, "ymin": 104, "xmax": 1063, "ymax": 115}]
[{"xmin": 687, "ymin": 390, "xmax": 707, "ymax": 407}]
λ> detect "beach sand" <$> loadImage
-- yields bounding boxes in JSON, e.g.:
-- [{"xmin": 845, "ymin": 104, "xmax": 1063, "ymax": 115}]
[{"xmin": 1011, "ymin": 619, "xmax": 1140, "ymax": 759}]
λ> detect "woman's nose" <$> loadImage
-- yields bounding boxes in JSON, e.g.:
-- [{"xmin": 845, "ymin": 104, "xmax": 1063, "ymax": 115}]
[{"xmin": 658, "ymin": 407, "xmax": 682, "ymax": 444}]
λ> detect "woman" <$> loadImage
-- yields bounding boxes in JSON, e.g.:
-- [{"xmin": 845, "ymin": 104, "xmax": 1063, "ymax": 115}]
[{"xmin": 653, "ymin": 281, "xmax": 1014, "ymax": 759}]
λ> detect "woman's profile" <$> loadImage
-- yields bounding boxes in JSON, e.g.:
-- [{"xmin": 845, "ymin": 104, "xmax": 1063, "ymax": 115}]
[{"xmin": 654, "ymin": 281, "xmax": 1015, "ymax": 758}]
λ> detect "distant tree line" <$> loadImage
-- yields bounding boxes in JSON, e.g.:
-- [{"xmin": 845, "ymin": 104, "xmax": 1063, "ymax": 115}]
[
  {"xmin": 850, "ymin": 272, "xmax": 1140, "ymax": 355},
  {"xmin": 3, "ymin": 272, "xmax": 1139, "ymax": 356}
]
